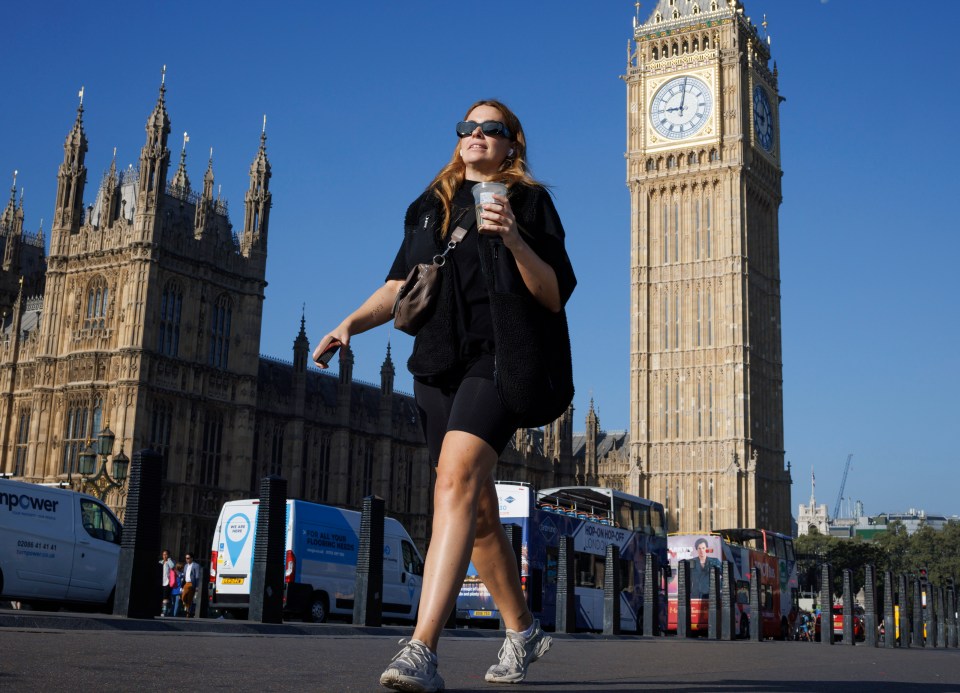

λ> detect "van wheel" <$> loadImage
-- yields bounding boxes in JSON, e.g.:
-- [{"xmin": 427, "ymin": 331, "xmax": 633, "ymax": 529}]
[{"xmin": 308, "ymin": 593, "xmax": 329, "ymax": 623}]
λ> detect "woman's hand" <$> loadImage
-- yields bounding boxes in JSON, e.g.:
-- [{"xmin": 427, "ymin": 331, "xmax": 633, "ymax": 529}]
[
  {"xmin": 312, "ymin": 330, "xmax": 349, "ymax": 369},
  {"xmin": 478, "ymin": 194, "xmax": 524, "ymax": 252}
]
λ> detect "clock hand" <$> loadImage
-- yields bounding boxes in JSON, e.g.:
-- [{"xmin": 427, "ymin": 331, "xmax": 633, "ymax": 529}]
[{"xmin": 679, "ymin": 78, "xmax": 687, "ymax": 112}]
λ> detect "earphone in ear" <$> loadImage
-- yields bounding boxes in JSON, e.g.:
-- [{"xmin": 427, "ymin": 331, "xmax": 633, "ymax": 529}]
[{"xmin": 508, "ymin": 148, "xmax": 515, "ymax": 157}]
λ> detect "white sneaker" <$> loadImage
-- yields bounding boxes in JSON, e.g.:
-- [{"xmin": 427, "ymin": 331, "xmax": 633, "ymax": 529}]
[
  {"xmin": 485, "ymin": 619, "xmax": 553, "ymax": 683},
  {"xmin": 379, "ymin": 638, "xmax": 445, "ymax": 692}
]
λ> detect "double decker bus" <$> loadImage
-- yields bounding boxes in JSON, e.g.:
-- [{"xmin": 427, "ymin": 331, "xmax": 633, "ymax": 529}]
[
  {"xmin": 666, "ymin": 528, "xmax": 798, "ymax": 639},
  {"xmin": 457, "ymin": 482, "xmax": 668, "ymax": 632}
]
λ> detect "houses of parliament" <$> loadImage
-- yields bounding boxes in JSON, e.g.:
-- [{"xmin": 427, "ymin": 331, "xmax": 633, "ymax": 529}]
[{"xmin": 0, "ymin": 0, "xmax": 793, "ymax": 559}]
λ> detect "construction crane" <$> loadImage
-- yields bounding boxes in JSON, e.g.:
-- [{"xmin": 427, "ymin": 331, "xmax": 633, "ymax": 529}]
[{"xmin": 832, "ymin": 453, "xmax": 853, "ymax": 520}]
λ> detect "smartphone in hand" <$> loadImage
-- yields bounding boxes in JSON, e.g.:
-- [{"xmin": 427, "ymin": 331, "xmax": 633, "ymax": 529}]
[{"xmin": 316, "ymin": 340, "xmax": 341, "ymax": 367}]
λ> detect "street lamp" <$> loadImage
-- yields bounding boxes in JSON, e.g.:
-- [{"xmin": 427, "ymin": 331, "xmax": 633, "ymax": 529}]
[{"xmin": 79, "ymin": 425, "xmax": 129, "ymax": 500}]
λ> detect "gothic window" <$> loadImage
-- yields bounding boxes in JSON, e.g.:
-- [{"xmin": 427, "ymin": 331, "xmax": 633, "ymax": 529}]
[
  {"xmin": 710, "ymin": 1, "xmax": 718, "ymax": 12},
  {"xmin": 270, "ymin": 423, "xmax": 284, "ymax": 477},
  {"xmin": 682, "ymin": 40, "xmax": 688, "ymax": 54},
  {"xmin": 662, "ymin": 383, "xmax": 669, "ymax": 437},
  {"xmin": 695, "ymin": 199, "xmax": 701, "ymax": 260},
  {"xmin": 158, "ymin": 281, "xmax": 183, "ymax": 357},
  {"xmin": 655, "ymin": 11, "xmax": 662, "ymax": 22},
  {"xmin": 696, "ymin": 381, "xmax": 703, "ymax": 436},
  {"xmin": 85, "ymin": 276, "xmax": 109, "ymax": 330},
  {"xmin": 200, "ymin": 413, "xmax": 224, "ymax": 486},
  {"xmin": 710, "ymin": 148, "xmax": 719, "ymax": 162},
  {"xmin": 673, "ymin": 202, "xmax": 680, "ymax": 262},
  {"xmin": 693, "ymin": 7, "xmax": 700, "ymax": 18},
  {"xmin": 688, "ymin": 152, "xmax": 697, "ymax": 165},
  {"xmin": 361, "ymin": 442, "xmax": 374, "ymax": 499},
  {"xmin": 317, "ymin": 433, "xmax": 331, "ymax": 501},
  {"xmin": 664, "ymin": 481, "xmax": 671, "ymax": 533},
  {"xmin": 662, "ymin": 292, "xmax": 669, "ymax": 350},
  {"xmin": 708, "ymin": 381, "xmax": 714, "ymax": 436},
  {"xmin": 149, "ymin": 400, "xmax": 173, "ymax": 480},
  {"xmin": 696, "ymin": 289, "xmax": 702, "ymax": 346},
  {"xmin": 674, "ymin": 375, "xmax": 681, "ymax": 435},
  {"xmin": 705, "ymin": 197, "xmax": 712, "ymax": 258},
  {"xmin": 667, "ymin": 155, "xmax": 676, "ymax": 169},
  {"xmin": 707, "ymin": 290, "xmax": 713, "ymax": 345},
  {"xmin": 652, "ymin": 46, "xmax": 659, "ymax": 60},
  {"xmin": 662, "ymin": 203, "xmax": 668, "ymax": 263},
  {"xmin": 14, "ymin": 409, "xmax": 30, "ymax": 476},
  {"xmin": 674, "ymin": 293, "xmax": 681, "ymax": 349},
  {"xmin": 698, "ymin": 480, "xmax": 703, "ymax": 530},
  {"xmin": 646, "ymin": 158, "xmax": 655, "ymax": 172},
  {"xmin": 208, "ymin": 295, "xmax": 232, "ymax": 369},
  {"xmin": 709, "ymin": 480, "xmax": 715, "ymax": 529},
  {"xmin": 61, "ymin": 397, "xmax": 102, "ymax": 475}
]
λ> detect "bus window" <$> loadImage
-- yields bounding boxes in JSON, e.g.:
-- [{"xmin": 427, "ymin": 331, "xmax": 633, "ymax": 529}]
[
  {"xmin": 784, "ymin": 538, "xmax": 795, "ymax": 562},
  {"xmin": 617, "ymin": 501, "xmax": 634, "ymax": 531},
  {"xmin": 650, "ymin": 507, "xmax": 666, "ymax": 538},
  {"xmin": 774, "ymin": 535, "xmax": 786, "ymax": 559},
  {"xmin": 576, "ymin": 553, "xmax": 605, "ymax": 588}
]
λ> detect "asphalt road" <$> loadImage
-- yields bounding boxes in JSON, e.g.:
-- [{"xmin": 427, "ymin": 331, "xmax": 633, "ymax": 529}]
[{"xmin": 1, "ymin": 611, "xmax": 959, "ymax": 692}]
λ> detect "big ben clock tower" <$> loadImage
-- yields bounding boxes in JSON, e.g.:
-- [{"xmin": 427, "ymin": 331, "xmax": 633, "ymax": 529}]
[{"xmin": 624, "ymin": 0, "xmax": 791, "ymax": 534}]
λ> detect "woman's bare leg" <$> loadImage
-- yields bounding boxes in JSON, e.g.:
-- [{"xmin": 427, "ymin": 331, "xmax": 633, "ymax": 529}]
[
  {"xmin": 469, "ymin": 476, "xmax": 533, "ymax": 633},
  {"xmin": 411, "ymin": 430, "xmax": 499, "ymax": 651}
]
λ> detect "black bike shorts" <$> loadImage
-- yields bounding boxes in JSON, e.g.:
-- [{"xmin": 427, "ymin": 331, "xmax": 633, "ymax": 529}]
[{"xmin": 414, "ymin": 369, "xmax": 521, "ymax": 465}]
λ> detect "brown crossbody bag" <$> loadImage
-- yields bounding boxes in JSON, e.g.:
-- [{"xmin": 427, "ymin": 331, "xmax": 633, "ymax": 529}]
[{"xmin": 392, "ymin": 207, "xmax": 475, "ymax": 336}]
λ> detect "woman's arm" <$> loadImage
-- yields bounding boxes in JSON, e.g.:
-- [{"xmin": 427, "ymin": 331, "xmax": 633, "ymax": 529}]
[
  {"xmin": 480, "ymin": 193, "xmax": 562, "ymax": 313},
  {"xmin": 312, "ymin": 279, "xmax": 404, "ymax": 367}
]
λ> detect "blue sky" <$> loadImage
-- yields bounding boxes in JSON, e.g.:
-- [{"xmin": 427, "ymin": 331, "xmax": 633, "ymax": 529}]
[{"xmin": 3, "ymin": 1, "xmax": 958, "ymax": 518}]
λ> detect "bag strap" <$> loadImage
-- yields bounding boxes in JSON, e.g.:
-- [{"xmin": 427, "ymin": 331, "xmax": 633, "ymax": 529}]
[{"xmin": 433, "ymin": 207, "xmax": 476, "ymax": 265}]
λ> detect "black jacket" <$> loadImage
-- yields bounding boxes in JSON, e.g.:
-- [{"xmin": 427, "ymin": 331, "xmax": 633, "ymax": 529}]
[{"xmin": 400, "ymin": 183, "xmax": 576, "ymax": 384}]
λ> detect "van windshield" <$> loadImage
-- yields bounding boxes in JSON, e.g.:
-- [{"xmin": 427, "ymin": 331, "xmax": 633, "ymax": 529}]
[{"xmin": 80, "ymin": 499, "xmax": 121, "ymax": 544}]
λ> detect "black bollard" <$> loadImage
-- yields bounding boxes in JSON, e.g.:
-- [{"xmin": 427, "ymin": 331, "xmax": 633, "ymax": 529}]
[
  {"xmin": 820, "ymin": 563, "xmax": 834, "ymax": 645},
  {"xmin": 841, "ymin": 569, "xmax": 855, "ymax": 646},
  {"xmin": 883, "ymin": 570, "xmax": 895, "ymax": 648},
  {"xmin": 248, "ymin": 475, "xmax": 286, "ymax": 624},
  {"xmin": 556, "ymin": 536, "xmax": 576, "ymax": 634},
  {"xmin": 912, "ymin": 578, "xmax": 924, "ymax": 647},
  {"xmin": 947, "ymin": 580, "xmax": 958, "ymax": 648},
  {"xmin": 353, "ymin": 495, "xmax": 385, "ymax": 627},
  {"xmin": 749, "ymin": 566, "xmax": 762, "ymax": 642},
  {"xmin": 863, "ymin": 565, "xmax": 877, "ymax": 648},
  {"xmin": 113, "ymin": 450, "xmax": 163, "ymax": 618},
  {"xmin": 676, "ymin": 559, "xmax": 691, "ymax": 638},
  {"xmin": 499, "ymin": 524, "xmax": 523, "ymax": 630},
  {"xmin": 643, "ymin": 552, "xmax": 661, "ymax": 637},
  {"xmin": 899, "ymin": 573, "xmax": 912, "ymax": 648},
  {"xmin": 603, "ymin": 544, "xmax": 621, "ymax": 635},
  {"xmin": 720, "ymin": 561, "xmax": 736, "ymax": 641},
  {"xmin": 707, "ymin": 564, "xmax": 721, "ymax": 640},
  {"xmin": 936, "ymin": 585, "xmax": 945, "ymax": 648}
]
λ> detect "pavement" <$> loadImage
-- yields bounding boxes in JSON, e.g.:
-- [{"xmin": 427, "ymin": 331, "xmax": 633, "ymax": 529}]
[{"xmin": 1, "ymin": 609, "xmax": 959, "ymax": 692}]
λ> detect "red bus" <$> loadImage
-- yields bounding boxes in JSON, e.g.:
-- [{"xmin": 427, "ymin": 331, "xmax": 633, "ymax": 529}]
[{"xmin": 666, "ymin": 529, "xmax": 798, "ymax": 639}]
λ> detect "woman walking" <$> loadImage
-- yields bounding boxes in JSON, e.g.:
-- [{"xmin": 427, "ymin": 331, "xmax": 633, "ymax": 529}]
[{"xmin": 314, "ymin": 99, "xmax": 575, "ymax": 692}]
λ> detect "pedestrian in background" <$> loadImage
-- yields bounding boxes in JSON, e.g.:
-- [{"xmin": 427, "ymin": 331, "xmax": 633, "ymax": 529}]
[
  {"xmin": 159, "ymin": 549, "xmax": 174, "ymax": 617},
  {"xmin": 170, "ymin": 561, "xmax": 185, "ymax": 617},
  {"xmin": 180, "ymin": 552, "xmax": 202, "ymax": 618},
  {"xmin": 314, "ymin": 99, "xmax": 575, "ymax": 693}
]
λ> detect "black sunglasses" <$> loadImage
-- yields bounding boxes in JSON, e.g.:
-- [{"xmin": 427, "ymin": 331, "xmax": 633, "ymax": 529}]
[{"xmin": 456, "ymin": 120, "xmax": 512, "ymax": 139}]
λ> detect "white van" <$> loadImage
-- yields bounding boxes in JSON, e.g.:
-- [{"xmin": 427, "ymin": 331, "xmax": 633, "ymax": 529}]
[
  {"xmin": 209, "ymin": 498, "xmax": 424, "ymax": 622},
  {"xmin": 0, "ymin": 479, "xmax": 122, "ymax": 610}
]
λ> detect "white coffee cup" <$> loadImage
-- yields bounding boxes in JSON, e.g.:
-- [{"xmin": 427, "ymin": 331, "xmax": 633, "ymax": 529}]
[{"xmin": 471, "ymin": 182, "xmax": 507, "ymax": 230}]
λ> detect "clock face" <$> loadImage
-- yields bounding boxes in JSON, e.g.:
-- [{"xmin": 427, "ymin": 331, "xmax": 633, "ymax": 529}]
[
  {"xmin": 753, "ymin": 85, "xmax": 773, "ymax": 151},
  {"xmin": 650, "ymin": 76, "xmax": 712, "ymax": 140}
]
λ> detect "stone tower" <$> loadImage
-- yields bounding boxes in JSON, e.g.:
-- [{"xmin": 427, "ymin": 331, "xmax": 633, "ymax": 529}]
[{"xmin": 624, "ymin": 0, "xmax": 791, "ymax": 533}]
